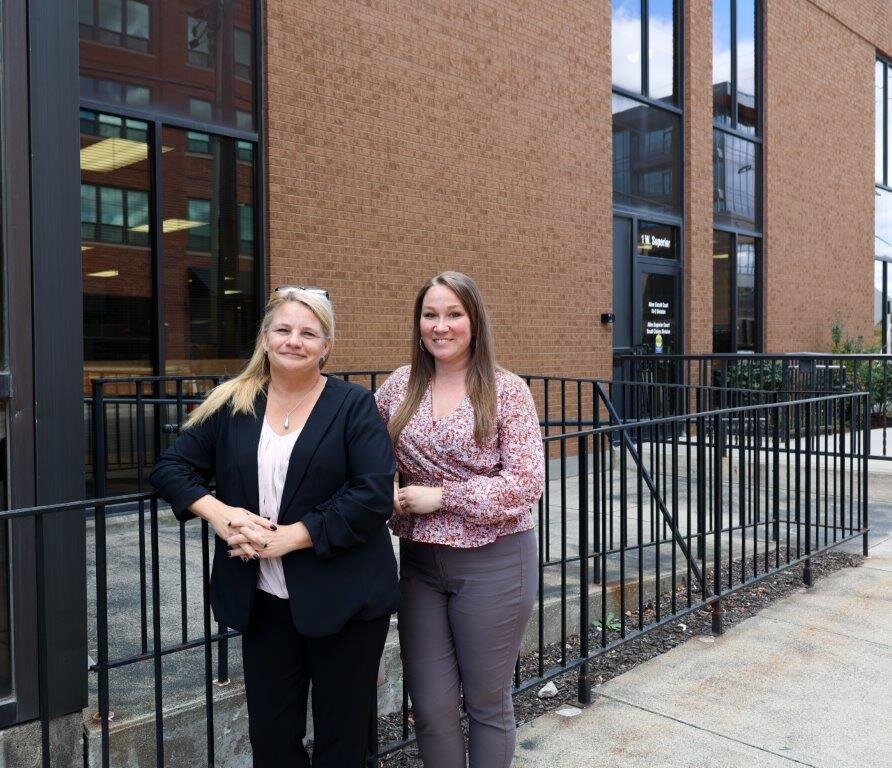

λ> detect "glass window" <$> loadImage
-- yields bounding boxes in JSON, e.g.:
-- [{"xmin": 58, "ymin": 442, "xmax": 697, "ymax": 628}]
[
  {"xmin": 713, "ymin": 0, "xmax": 732, "ymax": 126},
  {"xmin": 878, "ymin": 187, "xmax": 892, "ymax": 261},
  {"xmin": 637, "ymin": 221, "xmax": 677, "ymax": 259},
  {"xmin": 713, "ymin": 231, "xmax": 732, "ymax": 352},
  {"xmin": 713, "ymin": 130, "xmax": 759, "ymax": 230},
  {"xmin": 190, "ymin": 98, "xmax": 213, "ymax": 122},
  {"xmin": 612, "ymin": 0, "xmax": 642, "ymax": 93},
  {"xmin": 735, "ymin": 0, "xmax": 757, "ymax": 133},
  {"xmin": 81, "ymin": 110, "xmax": 153, "ymax": 381},
  {"xmin": 235, "ymin": 28, "xmax": 252, "ymax": 80},
  {"xmin": 187, "ymin": 15, "xmax": 211, "ymax": 67},
  {"xmin": 877, "ymin": 60, "xmax": 886, "ymax": 185},
  {"xmin": 187, "ymin": 199, "xmax": 212, "ymax": 252},
  {"xmin": 0, "ymin": 404, "xmax": 9, "ymax": 700},
  {"xmin": 736, "ymin": 236, "xmax": 757, "ymax": 350},
  {"xmin": 648, "ymin": 0, "xmax": 675, "ymax": 102},
  {"xmin": 239, "ymin": 204, "xmax": 254, "ymax": 255},
  {"xmin": 887, "ymin": 64, "xmax": 892, "ymax": 184},
  {"xmin": 187, "ymin": 131, "xmax": 212, "ymax": 154},
  {"xmin": 640, "ymin": 272, "xmax": 678, "ymax": 354},
  {"xmin": 81, "ymin": 0, "xmax": 256, "ymax": 130},
  {"xmin": 164, "ymin": 128, "xmax": 258, "ymax": 376},
  {"xmin": 613, "ymin": 94, "xmax": 681, "ymax": 215},
  {"xmin": 237, "ymin": 140, "xmax": 254, "ymax": 163}
]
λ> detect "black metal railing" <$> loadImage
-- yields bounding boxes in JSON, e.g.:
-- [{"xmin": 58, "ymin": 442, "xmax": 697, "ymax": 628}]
[
  {"xmin": 18, "ymin": 374, "xmax": 870, "ymax": 767},
  {"xmin": 616, "ymin": 353, "xmax": 892, "ymax": 459}
]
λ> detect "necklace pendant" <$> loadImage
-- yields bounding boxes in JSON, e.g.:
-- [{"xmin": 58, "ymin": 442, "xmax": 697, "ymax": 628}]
[{"xmin": 283, "ymin": 415, "xmax": 290, "ymax": 430}]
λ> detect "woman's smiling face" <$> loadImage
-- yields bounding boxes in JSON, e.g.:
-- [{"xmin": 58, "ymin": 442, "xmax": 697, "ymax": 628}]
[
  {"xmin": 264, "ymin": 301, "xmax": 329, "ymax": 378},
  {"xmin": 419, "ymin": 285, "xmax": 473, "ymax": 367}
]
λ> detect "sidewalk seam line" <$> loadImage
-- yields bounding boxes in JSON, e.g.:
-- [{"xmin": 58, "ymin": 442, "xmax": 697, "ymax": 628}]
[
  {"xmin": 596, "ymin": 693, "xmax": 820, "ymax": 767},
  {"xmin": 756, "ymin": 614, "xmax": 892, "ymax": 649}
]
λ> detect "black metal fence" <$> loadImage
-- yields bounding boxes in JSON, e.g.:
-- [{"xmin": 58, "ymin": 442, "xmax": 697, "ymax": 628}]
[
  {"xmin": 27, "ymin": 373, "xmax": 870, "ymax": 766},
  {"xmin": 616, "ymin": 353, "xmax": 892, "ymax": 459}
]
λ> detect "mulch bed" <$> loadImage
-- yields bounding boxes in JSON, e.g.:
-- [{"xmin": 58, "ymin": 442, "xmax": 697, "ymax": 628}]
[{"xmin": 373, "ymin": 548, "xmax": 863, "ymax": 766}]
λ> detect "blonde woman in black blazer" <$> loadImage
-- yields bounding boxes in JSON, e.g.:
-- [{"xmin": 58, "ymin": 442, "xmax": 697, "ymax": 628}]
[{"xmin": 151, "ymin": 287, "xmax": 398, "ymax": 768}]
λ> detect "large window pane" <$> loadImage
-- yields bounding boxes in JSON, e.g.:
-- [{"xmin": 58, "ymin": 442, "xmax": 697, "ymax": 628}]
[
  {"xmin": 81, "ymin": 109, "xmax": 153, "ymax": 383},
  {"xmin": 613, "ymin": 94, "xmax": 681, "ymax": 215},
  {"xmin": 713, "ymin": 231, "xmax": 732, "ymax": 352},
  {"xmin": 887, "ymin": 65, "xmax": 892, "ymax": 184},
  {"xmin": 713, "ymin": 0, "xmax": 732, "ymax": 125},
  {"xmin": 637, "ymin": 221, "xmax": 677, "ymax": 259},
  {"xmin": 878, "ymin": 187, "xmax": 892, "ymax": 262},
  {"xmin": 612, "ymin": 0, "xmax": 642, "ymax": 93},
  {"xmin": 713, "ymin": 130, "xmax": 759, "ymax": 230},
  {"xmin": 736, "ymin": 0, "xmax": 757, "ymax": 133},
  {"xmin": 0, "ymin": 404, "xmax": 9, "ymax": 700},
  {"xmin": 736, "ymin": 236, "xmax": 757, "ymax": 350},
  {"xmin": 648, "ymin": 0, "xmax": 675, "ymax": 103},
  {"xmin": 80, "ymin": 0, "xmax": 255, "ymax": 129},
  {"xmin": 163, "ymin": 128, "xmax": 257, "ymax": 376},
  {"xmin": 875, "ymin": 60, "xmax": 885, "ymax": 185}
]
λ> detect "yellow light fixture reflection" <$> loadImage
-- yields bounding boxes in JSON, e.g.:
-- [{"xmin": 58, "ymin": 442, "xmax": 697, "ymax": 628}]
[
  {"xmin": 80, "ymin": 138, "xmax": 172, "ymax": 173},
  {"xmin": 224, "ymin": 289, "xmax": 242, "ymax": 295},
  {"xmin": 130, "ymin": 218, "xmax": 204, "ymax": 233},
  {"xmin": 81, "ymin": 245, "xmax": 93, "ymax": 252},
  {"xmin": 87, "ymin": 269, "xmax": 120, "ymax": 278}
]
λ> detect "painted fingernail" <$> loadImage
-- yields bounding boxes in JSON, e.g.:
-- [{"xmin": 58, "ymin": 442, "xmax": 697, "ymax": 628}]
[
  {"xmin": 241, "ymin": 556, "xmax": 248, "ymax": 562},
  {"xmin": 253, "ymin": 554, "xmax": 260, "ymax": 560},
  {"xmin": 270, "ymin": 524, "xmax": 278, "ymax": 531}
]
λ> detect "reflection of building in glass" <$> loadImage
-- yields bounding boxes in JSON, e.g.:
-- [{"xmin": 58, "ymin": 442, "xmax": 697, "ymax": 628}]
[
  {"xmin": 612, "ymin": 96, "xmax": 681, "ymax": 215},
  {"xmin": 78, "ymin": 0, "xmax": 258, "ymax": 388}
]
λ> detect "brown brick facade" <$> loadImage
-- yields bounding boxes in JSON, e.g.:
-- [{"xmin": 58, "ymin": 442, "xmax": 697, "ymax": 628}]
[{"xmin": 265, "ymin": 0, "xmax": 890, "ymax": 370}]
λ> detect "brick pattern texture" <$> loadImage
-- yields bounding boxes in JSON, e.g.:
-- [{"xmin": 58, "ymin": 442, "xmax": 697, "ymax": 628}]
[
  {"xmin": 265, "ymin": 0, "xmax": 613, "ymax": 377},
  {"xmin": 265, "ymin": 1, "xmax": 890, "ymax": 369}
]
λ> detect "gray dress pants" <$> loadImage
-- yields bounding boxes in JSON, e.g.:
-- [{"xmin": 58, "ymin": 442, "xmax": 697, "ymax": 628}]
[{"xmin": 398, "ymin": 529, "xmax": 537, "ymax": 768}]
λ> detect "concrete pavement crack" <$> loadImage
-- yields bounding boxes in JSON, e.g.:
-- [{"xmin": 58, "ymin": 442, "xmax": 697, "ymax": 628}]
[{"xmin": 595, "ymin": 692, "xmax": 821, "ymax": 767}]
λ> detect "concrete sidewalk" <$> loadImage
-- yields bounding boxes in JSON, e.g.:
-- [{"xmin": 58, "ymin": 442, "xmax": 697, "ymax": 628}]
[{"xmin": 513, "ymin": 534, "xmax": 892, "ymax": 768}]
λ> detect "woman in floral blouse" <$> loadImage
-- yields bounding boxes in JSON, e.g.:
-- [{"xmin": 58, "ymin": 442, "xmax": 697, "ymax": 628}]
[{"xmin": 376, "ymin": 271, "xmax": 544, "ymax": 768}]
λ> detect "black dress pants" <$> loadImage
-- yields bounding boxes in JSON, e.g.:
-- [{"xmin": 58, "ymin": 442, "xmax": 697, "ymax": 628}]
[{"xmin": 242, "ymin": 589, "xmax": 390, "ymax": 767}]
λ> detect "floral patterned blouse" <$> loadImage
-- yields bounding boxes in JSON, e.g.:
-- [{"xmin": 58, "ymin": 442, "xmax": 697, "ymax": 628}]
[{"xmin": 375, "ymin": 365, "xmax": 545, "ymax": 548}]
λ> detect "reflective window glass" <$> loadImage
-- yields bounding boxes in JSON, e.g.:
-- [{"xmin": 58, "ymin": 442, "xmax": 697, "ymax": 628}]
[
  {"xmin": 612, "ymin": 0, "xmax": 642, "ymax": 93},
  {"xmin": 80, "ymin": 0, "xmax": 255, "ymax": 130},
  {"xmin": 736, "ymin": 0, "xmax": 757, "ymax": 133},
  {"xmin": 713, "ymin": 0, "xmax": 732, "ymax": 125},
  {"xmin": 648, "ymin": 0, "xmax": 675, "ymax": 103},
  {"xmin": 613, "ymin": 94, "xmax": 681, "ymax": 215},
  {"xmin": 163, "ymin": 128, "xmax": 257, "ymax": 376},
  {"xmin": 736, "ymin": 236, "xmax": 757, "ymax": 350},
  {"xmin": 713, "ymin": 130, "xmax": 759, "ymax": 230},
  {"xmin": 637, "ymin": 221, "xmax": 677, "ymax": 259},
  {"xmin": 887, "ymin": 65, "xmax": 892, "ymax": 183},
  {"xmin": 878, "ymin": 187, "xmax": 892, "ymax": 262},
  {"xmin": 713, "ymin": 231, "xmax": 732, "ymax": 352},
  {"xmin": 81, "ymin": 110, "xmax": 153, "ymax": 382},
  {"xmin": 0, "ymin": 404, "xmax": 9, "ymax": 700},
  {"xmin": 877, "ymin": 61, "xmax": 885, "ymax": 185},
  {"xmin": 640, "ymin": 273, "xmax": 678, "ymax": 354}
]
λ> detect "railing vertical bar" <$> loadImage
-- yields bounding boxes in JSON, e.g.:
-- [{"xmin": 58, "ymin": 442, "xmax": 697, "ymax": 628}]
[
  {"xmin": 804, "ymin": 402, "xmax": 813, "ymax": 587},
  {"xmin": 92, "ymin": 382, "xmax": 112, "ymax": 768},
  {"xmin": 559, "ymin": 437, "xmax": 567, "ymax": 666},
  {"xmin": 577, "ymin": 433, "xmax": 591, "ymax": 705},
  {"xmin": 619, "ymin": 431, "xmax": 627, "ymax": 638},
  {"xmin": 863, "ymin": 394, "xmax": 870, "ymax": 556},
  {"xmin": 136, "ymin": 382, "xmax": 149, "ymax": 655},
  {"xmin": 712, "ymin": 411, "xmax": 724, "ymax": 635},
  {"xmin": 544, "ymin": 379, "xmax": 550, "ymax": 561},
  {"xmin": 671, "ymin": 414, "xmax": 678, "ymax": 615},
  {"xmin": 537, "ymin": 453, "xmax": 545, "ymax": 679},
  {"xmin": 150, "ymin": 495, "xmax": 166, "ymax": 766},
  {"xmin": 201, "ymin": 520, "xmax": 216, "ymax": 765}
]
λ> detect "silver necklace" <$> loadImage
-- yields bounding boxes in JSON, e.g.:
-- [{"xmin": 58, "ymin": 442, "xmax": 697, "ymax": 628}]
[{"xmin": 273, "ymin": 381, "xmax": 319, "ymax": 430}]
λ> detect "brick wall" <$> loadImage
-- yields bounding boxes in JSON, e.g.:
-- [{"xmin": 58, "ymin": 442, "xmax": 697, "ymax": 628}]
[
  {"xmin": 763, "ymin": 0, "xmax": 877, "ymax": 352},
  {"xmin": 265, "ymin": 0, "xmax": 613, "ymax": 377}
]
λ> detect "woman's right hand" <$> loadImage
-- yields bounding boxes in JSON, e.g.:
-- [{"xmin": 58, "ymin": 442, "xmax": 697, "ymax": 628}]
[{"xmin": 190, "ymin": 495, "xmax": 276, "ymax": 560}]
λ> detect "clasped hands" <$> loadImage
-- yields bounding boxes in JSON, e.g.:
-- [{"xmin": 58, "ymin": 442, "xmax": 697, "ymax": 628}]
[
  {"xmin": 214, "ymin": 505, "xmax": 311, "ymax": 562},
  {"xmin": 394, "ymin": 484, "xmax": 443, "ymax": 516}
]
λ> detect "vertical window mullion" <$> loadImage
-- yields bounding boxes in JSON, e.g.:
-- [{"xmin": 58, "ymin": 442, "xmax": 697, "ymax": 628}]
[
  {"xmin": 641, "ymin": 0, "xmax": 649, "ymax": 97},
  {"xmin": 729, "ymin": 233, "xmax": 738, "ymax": 350},
  {"xmin": 730, "ymin": 0, "xmax": 738, "ymax": 130}
]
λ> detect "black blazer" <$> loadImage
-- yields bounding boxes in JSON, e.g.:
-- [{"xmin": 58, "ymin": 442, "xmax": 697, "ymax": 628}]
[{"xmin": 149, "ymin": 376, "xmax": 399, "ymax": 637}]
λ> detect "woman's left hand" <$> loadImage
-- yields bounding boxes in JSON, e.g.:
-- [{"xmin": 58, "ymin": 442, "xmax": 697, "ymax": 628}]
[
  {"xmin": 227, "ymin": 521, "xmax": 313, "ymax": 560},
  {"xmin": 397, "ymin": 485, "xmax": 443, "ymax": 516}
]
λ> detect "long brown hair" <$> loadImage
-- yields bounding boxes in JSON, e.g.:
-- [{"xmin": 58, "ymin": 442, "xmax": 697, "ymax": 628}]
[
  {"xmin": 389, "ymin": 271, "xmax": 498, "ymax": 445},
  {"xmin": 183, "ymin": 288, "xmax": 335, "ymax": 428}
]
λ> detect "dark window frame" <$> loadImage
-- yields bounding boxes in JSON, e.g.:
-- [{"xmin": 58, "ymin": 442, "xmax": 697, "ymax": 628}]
[
  {"xmin": 878, "ymin": 55, "xmax": 890, "ymax": 188},
  {"xmin": 712, "ymin": 228, "xmax": 763, "ymax": 352}
]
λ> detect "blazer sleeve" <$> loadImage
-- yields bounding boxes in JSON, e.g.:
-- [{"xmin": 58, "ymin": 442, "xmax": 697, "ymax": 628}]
[
  {"xmin": 149, "ymin": 410, "xmax": 220, "ymax": 522},
  {"xmin": 301, "ymin": 388, "xmax": 397, "ymax": 559}
]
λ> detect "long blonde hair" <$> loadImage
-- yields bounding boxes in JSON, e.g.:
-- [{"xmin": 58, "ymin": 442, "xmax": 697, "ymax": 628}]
[
  {"xmin": 184, "ymin": 288, "xmax": 335, "ymax": 428},
  {"xmin": 389, "ymin": 271, "xmax": 498, "ymax": 445}
]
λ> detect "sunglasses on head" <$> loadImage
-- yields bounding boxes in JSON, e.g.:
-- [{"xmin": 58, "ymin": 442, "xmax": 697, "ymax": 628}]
[{"xmin": 275, "ymin": 285, "xmax": 330, "ymax": 300}]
